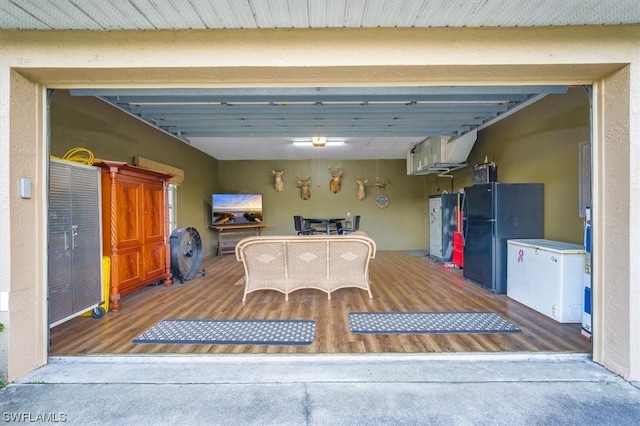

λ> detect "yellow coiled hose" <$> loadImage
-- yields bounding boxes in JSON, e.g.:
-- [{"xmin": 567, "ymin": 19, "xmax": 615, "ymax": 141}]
[{"xmin": 50, "ymin": 147, "xmax": 95, "ymax": 165}]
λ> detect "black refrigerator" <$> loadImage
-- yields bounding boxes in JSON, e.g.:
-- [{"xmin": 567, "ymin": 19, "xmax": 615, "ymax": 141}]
[{"xmin": 462, "ymin": 183, "xmax": 544, "ymax": 294}]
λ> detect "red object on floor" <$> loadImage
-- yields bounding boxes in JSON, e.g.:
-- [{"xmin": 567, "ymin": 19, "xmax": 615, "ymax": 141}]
[{"xmin": 453, "ymin": 231, "xmax": 464, "ymax": 268}]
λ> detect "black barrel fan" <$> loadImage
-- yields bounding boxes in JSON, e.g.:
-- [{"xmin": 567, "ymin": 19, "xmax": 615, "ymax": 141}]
[{"xmin": 169, "ymin": 227, "xmax": 206, "ymax": 284}]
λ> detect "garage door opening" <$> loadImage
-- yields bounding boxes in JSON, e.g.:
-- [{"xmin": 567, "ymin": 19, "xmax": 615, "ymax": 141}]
[{"xmin": 45, "ymin": 84, "xmax": 593, "ymax": 357}]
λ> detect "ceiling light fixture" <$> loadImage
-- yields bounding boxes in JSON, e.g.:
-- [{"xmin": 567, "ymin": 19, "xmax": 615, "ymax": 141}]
[
  {"xmin": 293, "ymin": 138, "xmax": 345, "ymax": 148},
  {"xmin": 311, "ymin": 136, "xmax": 327, "ymax": 147}
]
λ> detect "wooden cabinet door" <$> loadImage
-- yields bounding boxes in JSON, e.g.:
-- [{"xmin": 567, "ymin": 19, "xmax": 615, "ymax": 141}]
[
  {"xmin": 114, "ymin": 179, "xmax": 143, "ymax": 248},
  {"xmin": 143, "ymin": 242, "xmax": 166, "ymax": 281},
  {"xmin": 141, "ymin": 181, "xmax": 168, "ymax": 282},
  {"xmin": 115, "ymin": 246, "xmax": 143, "ymax": 294},
  {"xmin": 142, "ymin": 182, "xmax": 165, "ymax": 245}
]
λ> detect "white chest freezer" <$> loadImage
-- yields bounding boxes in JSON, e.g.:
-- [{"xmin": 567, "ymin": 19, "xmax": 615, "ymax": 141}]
[{"xmin": 507, "ymin": 239, "xmax": 585, "ymax": 323}]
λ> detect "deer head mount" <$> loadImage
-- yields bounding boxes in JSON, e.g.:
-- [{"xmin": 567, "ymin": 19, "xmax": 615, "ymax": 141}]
[
  {"xmin": 355, "ymin": 175, "xmax": 368, "ymax": 201},
  {"xmin": 328, "ymin": 164, "xmax": 343, "ymax": 193},
  {"xmin": 272, "ymin": 167, "xmax": 284, "ymax": 192},
  {"xmin": 297, "ymin": 173, "xmax": 312, "ymax": 200},
  {"xmin": 375, "ymin": 177, "xmax": 391, "ymax": 191}
]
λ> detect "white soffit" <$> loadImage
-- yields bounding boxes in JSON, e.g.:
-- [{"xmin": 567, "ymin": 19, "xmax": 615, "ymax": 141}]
[{"xmin": 1, "ymin": 0, "xmax": 639, "ymax": 30}]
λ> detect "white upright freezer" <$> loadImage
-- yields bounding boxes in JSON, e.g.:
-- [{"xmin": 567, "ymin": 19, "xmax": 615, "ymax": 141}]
[{"xmin": 507, "ymin": 239, "xmax": 585, "ymax": 323}]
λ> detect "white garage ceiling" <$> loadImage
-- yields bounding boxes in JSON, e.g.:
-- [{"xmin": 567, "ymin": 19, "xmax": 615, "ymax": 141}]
[
  {"xmin": 2, "ymin": 0, "xmax": 638, "ymax": 30},
  {"xmin": 4, "ymin": 1, "xmax": 638, "ymax": 160},
  {"xmin": 68, "ymin": 85, "xmax": 570, "ymax": 160}
]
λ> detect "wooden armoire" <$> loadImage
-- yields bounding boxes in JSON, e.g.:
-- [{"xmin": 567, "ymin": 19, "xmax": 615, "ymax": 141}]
[{"xmin": 95, "ymin": 160, "xmax": 173, "ymax": 312}]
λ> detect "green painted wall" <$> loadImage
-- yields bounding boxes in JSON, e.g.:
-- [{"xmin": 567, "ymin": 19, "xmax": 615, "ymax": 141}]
[
  {"xmin": 425, "ymin": 86, "xmax": 590, "ymax": 245},
  {"xmin": 49, "ymin": 90, "xmax": 220, "ymax": 256},
  {"xmin": 216, "ymin": 159, "xmax": 426, "ymax": 250},
  {"xmin": 50, "ymin": 86, "xmax": 590, "ymax": 256}
]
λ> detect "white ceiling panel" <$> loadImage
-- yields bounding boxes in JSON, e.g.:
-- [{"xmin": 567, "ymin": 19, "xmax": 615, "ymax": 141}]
[
  {"xmin": 343, "ymin": 0, "xmax": 366, "ymax": 27},
  {"xmin": 5, "ymin": 1, "xmax": 639, "ymax": 160},
  {"xmin": 250, "ymin": 0, "xmax": 276, "ymax": 28},
  {"xmin": 326, "ymin": 0, "xmax": 348, "ymax": 28},
  {"xmin": 68, "ymin": 85, "xmax": 571, "ymax": 160},
  {"xmin": 286, "ymin": 0, "xmax": 310, "ymax": 29},
  {"xmin": 2, "ymin": 0, "xmax": 639, "ymax": 31},
  {"xmin": 188, "ymin": 1, "xmax": 223, "ymax": 29}
]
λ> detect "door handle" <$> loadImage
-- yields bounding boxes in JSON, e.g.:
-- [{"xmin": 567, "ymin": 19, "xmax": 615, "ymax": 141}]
[{"xmin": 71, "ymin": 225, "xmax": 78, "ymax": 249}]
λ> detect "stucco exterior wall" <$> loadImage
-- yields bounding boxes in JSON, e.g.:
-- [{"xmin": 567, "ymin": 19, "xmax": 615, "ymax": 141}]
[
  {"xmin": 0, "ymin": 70, "xmax": 48, "ymax": 382},
  {"xmin": 630, "ymin": 62, "xmax": 640, "ymax": 380},
  {"xmin": 594, "ymin": 65, "xmax": 639, "ymax": 379},
  {"xmin": 0, "ymin": 25, "xmax": 638, "ymax": 381}
]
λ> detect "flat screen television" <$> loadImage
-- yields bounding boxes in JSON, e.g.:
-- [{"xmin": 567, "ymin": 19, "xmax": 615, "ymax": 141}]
[{"xmin": 211, "ymin": 193, "xmax": 263, "ymax": 225}]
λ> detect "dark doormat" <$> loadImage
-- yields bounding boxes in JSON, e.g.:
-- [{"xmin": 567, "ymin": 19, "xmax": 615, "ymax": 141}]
[
  {"xmin": 133, "ymin": 319, "xmax": 315, "ymax": 345},
  {"xmin": 348, "ymin": 311, "xmax": 520, "ymax": 334}
]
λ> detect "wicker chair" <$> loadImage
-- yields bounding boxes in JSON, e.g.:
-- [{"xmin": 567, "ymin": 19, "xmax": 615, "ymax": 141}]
[{"xmin": 236, "ymin": 233, "xmax": 376, "ymax": 302}]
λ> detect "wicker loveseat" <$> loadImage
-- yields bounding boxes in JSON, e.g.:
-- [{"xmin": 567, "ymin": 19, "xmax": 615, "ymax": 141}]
[{"xmin": 235, "ymin": 232, "xmax": 376, "ymax": 302}]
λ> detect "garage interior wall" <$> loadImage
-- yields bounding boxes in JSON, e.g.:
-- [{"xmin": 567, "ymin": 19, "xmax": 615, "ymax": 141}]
[
  {"xmin": 50, "ymin": 87, "xmax": 589, "ymax": 251},
  {"xmin": 216, "ymin": 159, "xmax": 425, "ymax": 250},
  {"xmin": 49, "ymin": 90, "xmax": 219, "ymax": 257},
  {"xmin": 427, "ymin": 87, "xmax": 590, "ymax": 245},
  {"xmin": 1, "ymin": 26, "xmax": 638, "ymax": 382}
]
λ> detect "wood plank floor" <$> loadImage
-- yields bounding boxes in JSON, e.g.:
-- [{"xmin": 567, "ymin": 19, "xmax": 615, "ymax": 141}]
[{"xmin": 49, "ymin": 251, "xmax": 591, "ymax": 355}]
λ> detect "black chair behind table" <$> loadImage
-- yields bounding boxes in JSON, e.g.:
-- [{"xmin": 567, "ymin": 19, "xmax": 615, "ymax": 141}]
[
  {"xmin": 338, "ymin": 215, "xmax": 360, "ymax": 234},
  {"xmin": 294, "ymin": 215, "xmax": 320, "ymax": 235}
]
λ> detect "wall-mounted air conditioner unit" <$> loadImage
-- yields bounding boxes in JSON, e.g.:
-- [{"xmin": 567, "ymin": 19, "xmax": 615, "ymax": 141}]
[{"xmin": 407, "ymin": 130, "xmax": 477, "ymax": 175}]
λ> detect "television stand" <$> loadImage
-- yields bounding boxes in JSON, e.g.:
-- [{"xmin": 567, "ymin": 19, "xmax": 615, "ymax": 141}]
[{"xmin": 209, "ymin": 223, "xmax": 268, "ymax": 257}]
